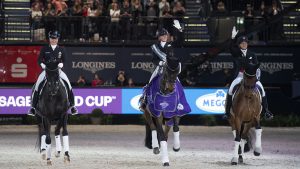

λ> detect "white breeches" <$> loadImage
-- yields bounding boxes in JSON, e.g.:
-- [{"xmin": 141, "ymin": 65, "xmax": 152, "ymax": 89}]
[
  {"xmin": 34, "ymin": 70, "xmax": 72, "ymax": 91},
  {"xmin": 228, "ymin": 70, "xmax": 265, "ymax": 96}
]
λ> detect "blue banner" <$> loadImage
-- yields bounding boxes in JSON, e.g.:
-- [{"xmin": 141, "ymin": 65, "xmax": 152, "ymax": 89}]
[{"xmin": 121, "ymin": 88, "xmax": 227, "ymax": 114}]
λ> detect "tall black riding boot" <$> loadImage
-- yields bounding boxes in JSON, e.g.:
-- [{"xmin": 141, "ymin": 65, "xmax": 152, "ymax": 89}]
[
  {"xmin": 223, "ymin": 94, "xmax": 233, "ymax": 120},
  {"xmin": 262, "ymin": 96, "xmax": 273, "ymax": 120},
  {"xmin": 27, "ymin": 91, "xmax": 39, "ymax": 116},
  {"xmin": 69, "ymin": 89, "xmax": 78, "ymax": 115}
]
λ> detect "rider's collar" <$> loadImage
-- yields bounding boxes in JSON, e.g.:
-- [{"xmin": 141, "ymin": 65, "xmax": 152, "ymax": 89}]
[
  {"xmin": 50, "ymin": 45, "xmax": 57, "ymax": 50},
  {"xmin": 160, "ymin": 41, "xmax": 166, "ymax": 48},
  {"xmin": 241, "ymin": 48, "xmax": 247, "ymax": 56}
]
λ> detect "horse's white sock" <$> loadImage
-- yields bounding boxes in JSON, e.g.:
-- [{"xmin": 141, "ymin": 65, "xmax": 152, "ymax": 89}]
[
  {"xmin": 151, "ymin": 130, "xmax": 159, "ymax": 148},
  {"xmin": 173, "ymin": 131, "xmax": 180, "ymax": 149},
  {"xmin": 255, "ymin": 129, "xmax": 262, "ymax": 148},
  {"xmin": 41, "ymin": 135, "xmax": 46, "ymax": 150},
  {"xmin": 55, "ymin": 135, "xmax": 62, "ymax": 152},
  {"xmin": 240, "ymin": 139, "xmax": 247, "ymax": 155},
  {"xmin": 233, "ymin": 141, "xmax": 240, "ymax": 158},
  {"xmin": 46, "ymin": 144, "xmax": 51, "ymax": 159},
  {"xmin": 63, "ymin": 136, "xmax": 69, "ymax": 152},
  {"xmin": 160, "ymin": 141, "xmax": 169, "ymax": 163},
  {"xmin": 232, "ymin": 130, "xmax": 236, "ymax": 138}
]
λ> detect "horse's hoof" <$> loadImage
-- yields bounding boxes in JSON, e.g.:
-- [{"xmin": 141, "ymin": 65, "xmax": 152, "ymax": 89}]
[
  {"xmin": 238, "ymin": 155, "xmax": 243, "ymax": 163},
  {"xmin": 153, "ymin": 147, "xmax": 160, "ymax": 154},
  {"xmin": 163, "ymin": 162, "xmax": 170, "ymax": 166},
  {"xmin": 64, "ymin": 152, "xmax": 70, "ymax": 163},
  {"xmin": 173, "ymin": 147, "xmax": 180, "ymax": 152},
  {"xmin": 254, "ymin": 151, "xmax": 261, "ymax": 156},
  {"xmin": 47, "ymin": 159, "xmax": 52, "ymax": 166},
  {"xmin": 55, "ymin": 151, "xmax": 60, "ymax": 158},
  {"xmin": 231, "ymin": 157, "xmax": 238, "ymax": 165},
  {"xmin": 41, "ymin": 149, "xmax": 46, "ymax": 160}
]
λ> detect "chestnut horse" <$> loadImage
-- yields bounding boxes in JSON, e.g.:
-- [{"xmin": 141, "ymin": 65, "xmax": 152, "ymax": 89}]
[{"xmin": 228, "ymin": 64, "xmax": 263, "ymax": 165}]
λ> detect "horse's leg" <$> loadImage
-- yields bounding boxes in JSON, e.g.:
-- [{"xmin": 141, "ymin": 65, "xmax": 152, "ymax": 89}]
[
  {"xmin": 253, "ymin": 117, "xmax": 262, "ymax": 156},
  {"xmin": 155, "ymin": 115, "xmax": 169, "ymax": 166},
  {"xmin": 172, "ymin": 116, "xmax": 180, "ymax": 152},
  {"xmin": 239, "ymin": 123, "xmax": 252, "ymax": 163},
  {"xmin": 144, "ymin": 110, "xmax": 159, "ymax": 154},
  {"xmin": 38, "ymin": 117, "xmax": 47, "ymax": 160},
  {"xmin": 54, "ymin": 117, "xmax": 63, "ymax": 158},
  {"xmin": 231, "ymin": 118, "xmax": 241, "ymax": 165},
  {"xmin": 44, "ymin": 119, "xmax": 52, "ymax": 165},
  {"xmin": 62, "ymin": 114, "xmax": 71, "ymax": 163}
]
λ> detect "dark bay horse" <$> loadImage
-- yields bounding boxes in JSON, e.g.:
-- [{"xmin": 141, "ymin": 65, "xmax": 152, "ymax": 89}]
[
  {"xmin": 141, "ymin": 54, "xmax": 191, "ymax": 166},
  {"xmin": 36, "ymin": 67, "xmax": 70, "ymax": 165},
  {"xmin": 228, "ymin": 64, "xmax": 262, "ymax": 165}
]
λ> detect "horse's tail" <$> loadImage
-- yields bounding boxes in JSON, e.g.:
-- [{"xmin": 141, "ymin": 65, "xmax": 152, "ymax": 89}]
[{"xmin": 144, "ymin": 122, "xmax": 152, "ymax": 149}]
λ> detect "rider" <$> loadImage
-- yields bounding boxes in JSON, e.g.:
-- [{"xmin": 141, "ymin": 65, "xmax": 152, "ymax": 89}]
[
  {"xmin": 139, "ymin": 20, "xmax": 183, "ymax": 110},
  {"xmin": 223, "ymin": 27, "xmax": 274, "ymax": 120},
  {"xmin": 27, "ymin": 30, "xmax": 78, "ymax": 116}
]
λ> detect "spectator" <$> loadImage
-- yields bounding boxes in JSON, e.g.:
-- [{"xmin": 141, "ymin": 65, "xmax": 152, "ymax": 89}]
[
  {"xmin": 128, "ymin": 78, "xmax": 135, "ymax": 87},
  {"xmin": 197, "ymin": 0, "xmax": 212, "ymax": 18},
  {"xmin": 243, "ymin": 4, "xmax": 254, "ymax": 40},
  {"xmin": 43, "ymin": 2, "xmax": 55, "ymax": 16},
  {"xmin": 146, "ymin": 0, "xmax": 158, "ymax": 38},
  {"xmin": 109, "ymin": 3, "xmax": 121, "ymax": 40},
  {"xmin": 51, "ymin": 0, "xmax": 68, "ymax": 16},
  {"xmin": 116, "ymin": 70, "xmax": 127, "ymax": 86},
  {"xmin": 91, "ymin": 73, "xmax": 104, "ymax": 87},
  {"xmin": 69, "ymin": 0, "xmax": 83, "ymax": 41},
  {"xmin": 131, "ymin": 0, "xmax": 144, "ymax": 40},
  {"xmin": 268, "ymin": 0, "xmax": 283, "ymax": 40},
  {"xmin": 159, "ymin": 0, "xmax": 170, "ymax": 17},
  {"xmin": 172, "ymin": 1, "xmax": 185, "ymax": 21},
  {"xmin": 211, "ymin": 1, "xmax": 228, "ymax": 16},
  {"xmin": 120, "ymin": 0, "xmax": 132, "ymax": 41},
  {"xmin": 77, "ymin": 75, "xmax": 86, "ymax": 86}
]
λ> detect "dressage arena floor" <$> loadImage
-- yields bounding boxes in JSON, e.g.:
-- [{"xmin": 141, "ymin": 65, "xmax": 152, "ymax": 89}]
[{"xmin": 0, "ymin": 125, "xmax": 299, "ymax": 169}]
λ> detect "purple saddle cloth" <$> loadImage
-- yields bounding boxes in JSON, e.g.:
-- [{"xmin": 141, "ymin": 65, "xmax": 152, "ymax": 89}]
[{"xmin": 145, "ymin": 75, "xmax": 191, "ymax": 122}]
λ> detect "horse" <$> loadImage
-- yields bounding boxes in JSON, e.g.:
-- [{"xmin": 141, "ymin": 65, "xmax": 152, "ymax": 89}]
[
  {"xmin": 141, "ymin": 53, "xmax": 191, "ymax": 166},
  {"xmin": 35, "ymin": 66, "xmax": 71, "ymax": 165},
  {"xmin": 227, "ymin": 63, "xmax": 263, "ymax": 165}
]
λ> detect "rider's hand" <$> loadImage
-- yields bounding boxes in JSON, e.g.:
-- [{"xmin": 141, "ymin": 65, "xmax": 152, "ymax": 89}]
[
  {"xmin": 58, "ymin": 63, "xmax": 63, "ymax": 68},
  {"xmin": 173, "ymin": 19, "xmax": 183, "ymax": 32},
  {"xmin": 40, "ymin": 63, "xmax": 46, "ymax": 69},
  {"xmin": 231, "ymin": 26, "xmax": 239, "ymax": 39}
]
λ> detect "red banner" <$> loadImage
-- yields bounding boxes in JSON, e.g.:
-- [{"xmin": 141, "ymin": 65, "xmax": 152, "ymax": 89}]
[{"xmin": 0, "ymin": 46, "xmax": 42, "ymax": 83}]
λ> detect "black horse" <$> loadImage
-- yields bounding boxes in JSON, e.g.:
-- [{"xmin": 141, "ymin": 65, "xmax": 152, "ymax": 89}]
[
  {"xmin": 36, "ymin": 67, "xmax": 70, "ymax": 165},
  {"xmin": 141, "ymin": 49, "xmax": 191, "ymax": 166}
]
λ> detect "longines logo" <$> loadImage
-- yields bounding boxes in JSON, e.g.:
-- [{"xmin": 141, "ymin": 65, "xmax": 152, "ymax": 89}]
[
  {"xmin": 260, "ymin": 62, "xmax": 293, "ymax": 74},
  {"xmin": 131, "ymin": 62, "xmax": 155, "ymax": 73},
  {"xmin": 199, "ymin": 62, "xmax": 234, "ymax": 74},
  {"xmin": 72, "ymin": 61, "xmax": 115, "ymax": 73}
]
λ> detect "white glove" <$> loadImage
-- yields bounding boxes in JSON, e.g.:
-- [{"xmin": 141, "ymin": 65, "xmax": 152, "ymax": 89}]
[
  {"xmin": 40, "ymin": 63, "xmax": 46, "ymax": 69},
  {"xmin": 173, "ymin": 19, "xmax": 182, "ymax": 32},
  {"xmin": 58, "ymin": 63, "xmax": 63, "ymax": 68},
  {"xmin": 231, "ymin": 26, "xmax": 239, "ymax": 39}
]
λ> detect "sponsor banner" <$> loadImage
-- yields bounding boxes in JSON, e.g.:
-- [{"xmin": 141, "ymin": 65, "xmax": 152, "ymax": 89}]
[
  {"xmin": 0, "ymin": 88, "xmax": 122, "ymax": 114},
  {"xmin": 73, "ymin": 89, "xmax": 122, "ymax": 114},
  {"xmin": 0, "ymin": 88, "xmax": 227, "ymax": 115},
  {"xmin": 0, "ymin": 46, "xmax": 42, "ymax": 83},
  {"xmin": 0, "ymin": 46, "xmax": 297, "ymax": 85},
  {"xmin": 121, "ymin": 88, "xmax": 227, "ymax": 114}
]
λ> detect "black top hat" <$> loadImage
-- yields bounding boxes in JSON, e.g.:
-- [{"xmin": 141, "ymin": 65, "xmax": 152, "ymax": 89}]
[
  {"xmin": 158, "ymin": 28, "xmax": 169, "ymax": 37},
  {"xmin": 237, "ymin": 36, "xmax": 249, "ymax": 44},
  {"xmin": 48, "ymin": 31, "xmax": 60, "ymax": 39}
]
